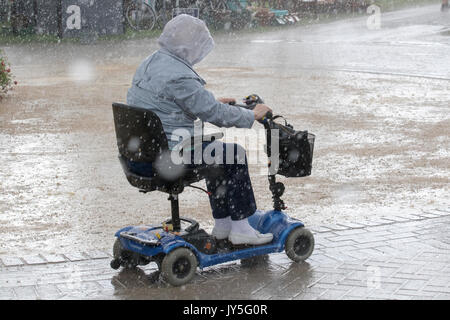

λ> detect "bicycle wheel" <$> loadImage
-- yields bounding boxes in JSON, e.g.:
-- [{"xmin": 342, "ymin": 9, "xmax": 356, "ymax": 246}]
[
  {"xmin": 126, "ymin": 0, "xmax": 157, "ymax": 31},
  {"xmin": 212, "ymin": 0, "xmax": 228, "ymax": 11},
  {"xmin": 197, "ymin": 0, "xmax": 227, "ymax": 15}
]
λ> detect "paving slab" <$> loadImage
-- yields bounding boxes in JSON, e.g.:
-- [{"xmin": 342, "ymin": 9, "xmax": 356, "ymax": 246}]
[{"xmin": 1, "ymin": 209, "xmax": 450, "ymax": 300}]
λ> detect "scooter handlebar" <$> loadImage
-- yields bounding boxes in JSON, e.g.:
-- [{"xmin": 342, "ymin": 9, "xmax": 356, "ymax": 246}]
[
  {"xmin": 229, "ymin": 102, "xmax": 273, "ymax": 122},
  {"xmin": 265, "ymin": 111, "xmax": 273, "ymax": 120}
]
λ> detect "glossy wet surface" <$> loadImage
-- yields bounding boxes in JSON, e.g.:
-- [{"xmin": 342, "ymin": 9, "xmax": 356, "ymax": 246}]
[
  {"xmin": 0, "ymin": 4, "xmax": 449, "ymax": 255},
  {"xmin": 1, "ymin": 206, "xmax": 449, "ymax": 299}
]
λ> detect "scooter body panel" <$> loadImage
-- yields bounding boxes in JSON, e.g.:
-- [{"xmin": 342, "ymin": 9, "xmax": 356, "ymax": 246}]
[{"xmin": 114, "ymin": 210, "xmax": 304, "ymax": 268}]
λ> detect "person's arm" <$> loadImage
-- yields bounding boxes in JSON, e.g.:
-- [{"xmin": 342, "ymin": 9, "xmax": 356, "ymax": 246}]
[
  {"xmin": 169, "ymin": 76, "xmax": 255, "ymax": 128},
  {"xmin": 217, "ymin": 97, "xmax": 236, "ymax": 104}
]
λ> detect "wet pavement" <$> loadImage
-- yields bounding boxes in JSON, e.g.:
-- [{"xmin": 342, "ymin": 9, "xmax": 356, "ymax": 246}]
[
  {"xmin": 1, "ymin": 206, "xmax": 449, "ymax": 300},
  {"xmin": 0, "ymin": 3, "xmax": 449, "ymax": 299},
  {"xmin": 1, "ymin": 3, "xmax": 449, "ymax": 256}
]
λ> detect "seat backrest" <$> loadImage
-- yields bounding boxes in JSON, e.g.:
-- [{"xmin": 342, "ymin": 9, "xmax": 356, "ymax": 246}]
[{"xmin": 112, "ymin": 103, "xmax": 168, "ymax": 162}]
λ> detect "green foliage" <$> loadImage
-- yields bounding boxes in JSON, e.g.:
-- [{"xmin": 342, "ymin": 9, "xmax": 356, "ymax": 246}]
[{"xmin": 0, "ymin": 49, "xmax": 16, "ymax": 97}]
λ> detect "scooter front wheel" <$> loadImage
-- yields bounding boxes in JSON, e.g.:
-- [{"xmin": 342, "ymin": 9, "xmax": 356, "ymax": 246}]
[
  {"xmin": 285, "ymin": 227, "xmax": 315, "ymax": 262},
  {"xmin": 161, "ymin": 247, "xmax": 198, "ymax": 286}
]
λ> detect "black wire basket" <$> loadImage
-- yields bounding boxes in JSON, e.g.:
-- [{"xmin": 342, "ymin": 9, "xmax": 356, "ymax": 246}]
[{"xmin": 273, "ymin": 124, "xmax": 315, "ymax": 178}]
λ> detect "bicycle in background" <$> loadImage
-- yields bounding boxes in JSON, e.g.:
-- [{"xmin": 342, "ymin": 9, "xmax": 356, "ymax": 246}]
[
  {"xmin": 125, "ymin": 0, "xmax": 230, "ymax": 31},
  {"xmin": 125, "ymin": 0, "xmax": 159, "ymax": 31}
]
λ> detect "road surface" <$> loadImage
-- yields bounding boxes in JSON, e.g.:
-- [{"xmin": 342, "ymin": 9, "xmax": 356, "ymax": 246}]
[{"xmin": 0, "ymin": 3, "xmax": 448, "ymax": 256}]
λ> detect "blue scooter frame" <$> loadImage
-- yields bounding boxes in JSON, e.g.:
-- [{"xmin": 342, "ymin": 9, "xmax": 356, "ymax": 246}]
[
  {"xmin": 110, "ymin": 95, "xmax": 315, "ymax": 286},
  {"xmin": 115, "ymin": 209, "xmax": 304, "ymax": 269}
]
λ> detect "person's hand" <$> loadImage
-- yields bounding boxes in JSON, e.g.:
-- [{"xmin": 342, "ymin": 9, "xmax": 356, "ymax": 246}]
[
  {"xmin": 218, "ymin": 97, "xmax": 236, "ymax": 104},
  {"xmin": 253, "ymin": 104, "xmax": 272, "ymax": 120}
]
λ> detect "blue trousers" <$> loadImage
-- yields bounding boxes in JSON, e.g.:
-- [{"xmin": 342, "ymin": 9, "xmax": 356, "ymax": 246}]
[
  {"xmin": 127, "ymin": 142, "xmax": 257, "ymax": 221},
  {"xmin": 191, "ymin": 142, "xmax": 256, "ymax": 221}
]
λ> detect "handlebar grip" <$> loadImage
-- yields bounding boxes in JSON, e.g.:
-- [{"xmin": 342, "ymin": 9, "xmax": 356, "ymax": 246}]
[{"xmin": 257, "ymin": 111, "xmax": 273, "ymax": 124}]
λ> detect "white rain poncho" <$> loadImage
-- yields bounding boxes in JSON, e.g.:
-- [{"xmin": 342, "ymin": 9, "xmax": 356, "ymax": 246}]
[{"xmin": 157, "ymin": 14, "xmax": 215, "ymax": 66}]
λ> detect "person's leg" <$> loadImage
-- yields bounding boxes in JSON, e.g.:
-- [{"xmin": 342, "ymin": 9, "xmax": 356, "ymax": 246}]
[
  {"xmin": 186, "ymin": 142, "xmax": 231, "ymax": 239},
  {"xmin": 207, "ymin": 143, "xmax": 273, "ymax": 245},
  {"xmin": 191, "ymin": 141, "xmax": 272, "ymax": 244},
  {"xmin": 205, "ymin": 173, "xmax": 232, "ymax": 240},
  {"xmin": 200, "ymin": 142, "xmax": 255, "ymax": 218},
  {"xmin": 222, "ymin": 143, "xmax": 257, "ymax": 221}
]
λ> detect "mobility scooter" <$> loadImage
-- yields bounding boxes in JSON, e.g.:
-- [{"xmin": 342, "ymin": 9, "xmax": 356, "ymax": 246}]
[{"xmin": 110, "ymin": 95, "xmax": 316, "ymax": 286}]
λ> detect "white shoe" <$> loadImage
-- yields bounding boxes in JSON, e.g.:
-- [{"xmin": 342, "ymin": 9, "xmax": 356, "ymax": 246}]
[
  {"xmin": 228, "ymin": 229, "xmax": 273, "ymax": 246},
  {"xmin": 212, "ymin": 227, "xmax": 231, "ymax": 240}
]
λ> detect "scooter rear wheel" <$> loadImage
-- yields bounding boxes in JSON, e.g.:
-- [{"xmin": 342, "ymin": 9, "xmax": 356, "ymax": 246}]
[
  {"xmin": 285, "ymin": 227, "xmax": 315, "ymax": 262},
  {"xmin": 113, "ymin": 238, "xmax": 138, "ymax": 269},
  {"xmin": 161, "ymin": 247, "xmax": 198, "ymax": 286}
]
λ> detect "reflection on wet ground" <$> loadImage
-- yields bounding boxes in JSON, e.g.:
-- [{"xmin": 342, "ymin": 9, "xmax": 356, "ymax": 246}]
[
  {"xmin": 0, "ymin": 4, "xmax": 448, "ymax": 256},
  {"xmin": 109, "ymin": 255, "xmax": 313, "ymax": 299},
  {"xmin": 2, "ymin": 207, "xmax": 450, "ymax": 299}
]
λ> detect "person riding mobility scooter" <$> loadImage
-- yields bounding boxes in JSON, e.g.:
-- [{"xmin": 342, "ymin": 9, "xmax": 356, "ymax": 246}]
[{"xmin": 110, "ymin": 94, "xmax": 316, "ymax": 286}]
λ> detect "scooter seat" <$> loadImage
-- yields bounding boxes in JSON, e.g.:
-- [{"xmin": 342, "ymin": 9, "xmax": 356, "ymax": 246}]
[
  {"xmin": 112, "ymin": 102, "xmax": 222, "ymax": 194},
  {"xmin": 118, "ymin": 154, "xmax": 215, "ymax": 193}
]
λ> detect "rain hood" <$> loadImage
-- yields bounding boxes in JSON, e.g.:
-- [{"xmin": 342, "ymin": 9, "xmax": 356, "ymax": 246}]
[{"xmin": 157, "ymin": 14, "xmax": 215, "ymax": 66}]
